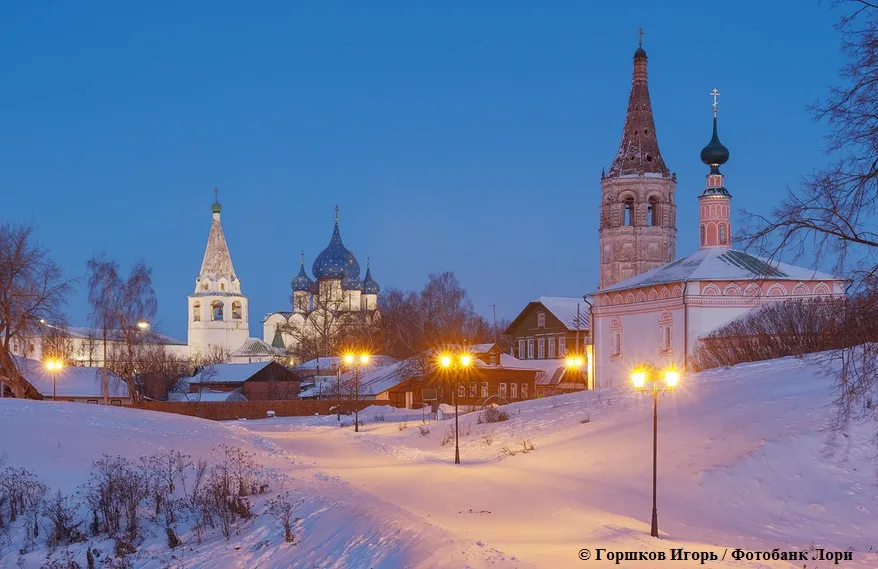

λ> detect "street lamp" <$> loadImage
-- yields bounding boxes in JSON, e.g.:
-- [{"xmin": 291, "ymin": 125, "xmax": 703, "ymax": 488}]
[
  {"xmin": 44, "ymin": 359, "xmax": 64, "ymax": 400},
  {"xmin": 565, "ymin": 356, "xmax": 585, "ymax": 390},
  {"xmin": 439, "ymin": 351, "xmax": 472, "ymax": 465},
  {"xmin": 632, "ymin": 366, "xmax": 680, "ymax": 538},
  {"xmin": 342, "ymin": 352, "xmax": 370, "ymax": 432},
  {"xmin": 136, "ymin": 320, "xmax": 150, "ymax": 331}
]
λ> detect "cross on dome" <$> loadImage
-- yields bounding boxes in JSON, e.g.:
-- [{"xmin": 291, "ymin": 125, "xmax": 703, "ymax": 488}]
[
  {"xmin": 638, "ymin": 27, "xmax": 644, "ymax": 47},
  {"xmin": 710, "ymin": 88, "xmax": 721, "ymax": 116}
]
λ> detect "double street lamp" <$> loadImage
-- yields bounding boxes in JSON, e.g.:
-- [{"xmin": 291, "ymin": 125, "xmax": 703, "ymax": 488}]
[
  {"xmin": 565, "ymin": 355, "xmax": 585, "ymax": 390},
  {"xmin": 343, "ymin": 352, "xmax": 370, "ymax": 432},
  {"xmin": 44, "ymin": 359, "xmax": 64, "ymax": 400},
  {"xmin": 439, "ymin": 352, "xmax": 472, "ymax": 465},
  {"xmin": 631, "ymin": 366, "xmax": 680, "ymax": 538}
]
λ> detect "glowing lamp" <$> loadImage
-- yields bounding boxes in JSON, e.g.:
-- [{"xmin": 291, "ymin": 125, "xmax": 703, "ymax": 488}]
[
  {"xmin": 664, "ymin": 370, "xmax": 679, "ymax": 388},
  {"xmin": 460, "ymin": 355, "xmax": 472, "ymax": 367},
  {"xmin": 359, "ymin": 354, "xmax": 369, "ymax": 365},
  {"xmin": 565, "ymin": 357, "xmax": 575, "ymax": 367},
  {"xmin": 440, "ymin": 355, "xmax": 452, "ymax": 368},
  {"xmin": 575, "ymin": 357, "xmax": 584, "ymax": 367},
  {"xmin": 631, "ymin": 371, "xmax": 646, "ymax": 390},
  {"xmin": 344, "ymin": 354, "xmax": 354, "ymax": 365}
]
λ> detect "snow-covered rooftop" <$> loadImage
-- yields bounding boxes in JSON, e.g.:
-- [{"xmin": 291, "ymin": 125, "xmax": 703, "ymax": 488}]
[
  {"xmin": 231, "ymin": 338, "xmax": 284, "ymax": 358},
  {"xmin": 498, "ymin": 354, "xmax": 572, "ymax": 385},
  {"xmin": 189, "ymin": 361, "xmax": 272, "ymax": 384},
  {"xmin": 294, "ymin": 355, "xmax": 397, "ymax": 372},
  {"xmin": 32, "ymin": 322, "xmax": 186, "ymax": 346},
  {"xmin": 534, "ymin": 297, "xmax": 590, "ymax": 331},
  {"xmin": 168, "ymin": 389, "xmax": 247, "ymax": 402},
  {"xmin": 9, "ymin": 356, "xmax": 129, "ymax": 398},
  {"xmin": 598, "ymin": 247, "xmax": 842, "ymax": 294}
]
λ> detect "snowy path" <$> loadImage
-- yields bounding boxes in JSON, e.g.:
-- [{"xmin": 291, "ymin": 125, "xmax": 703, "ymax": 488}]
[{"xmin": 239, "ymin": 356, "xmax": 878, "ymax": 568}]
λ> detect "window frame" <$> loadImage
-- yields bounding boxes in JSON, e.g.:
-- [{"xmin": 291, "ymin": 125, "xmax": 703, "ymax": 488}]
[
  {"xmin": 510, "ymin": 383, "xmax": 518, "ymax": 399},
  {"xmin": 499, "ymin": 383, "xmax": 507, "ymax": 398}
]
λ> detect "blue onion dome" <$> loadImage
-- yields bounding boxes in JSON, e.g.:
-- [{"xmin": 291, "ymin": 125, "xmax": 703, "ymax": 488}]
[
  {"xmin": 291, "ymin": 254, "xmax": 313, "ymax": 292},
  {"xmin": 700, "ymin": 116, "xmax": 730, "ymax": 166},
  {"xmin": 342, "ymin": 273, "xmax": 363, "ymax": 291},
  {"xmin": 312, "ymin": 210, "xmax": 360, "ymax": 280},
  {"xmin": 362, "ymin": 263, "xmax": 380, "ymax": 295}
]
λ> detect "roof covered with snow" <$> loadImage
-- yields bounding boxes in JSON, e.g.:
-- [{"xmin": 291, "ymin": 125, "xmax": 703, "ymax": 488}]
[
  {"xmin": 31, "ymin": 322, "xmax": 186, "ymax": 346},
  {"xmin": 507, "ymin": 297, "xmax": 590, "ymax": 333},
  {"xmin": 189, "ymin": 361, "xmax": 272, "ymax": 384},
  {"xmin": 231, "ymin": 338, "xmax": 284, "ymax": 358},
  {"xmin": 168, "ymin": 389, "xmax": 247, "ymax": 402},
  {"xmin": 7, "ymin": 356, "xmax": 129, "ymax": 398},
  {"xmin": 198, "ymin": 208, "xmax": 237, "ymax": 282},
  {"xmin": 498, "ymin": 354, "xmax": 573, "ymax": 385},
  {"xmin": 597, "ymin": 247, "xmax": 842, "ymax": 294},
  {"xmin": 294, "ymin": 355, "xmax": 397, "ymax": 372}
]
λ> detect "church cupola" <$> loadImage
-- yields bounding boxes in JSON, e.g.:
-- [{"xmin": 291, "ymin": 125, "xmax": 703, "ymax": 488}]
[
  {"xmin": 698, "ymin": 89, "xmax": 733, "ymax": 250},
  {"xmin": 312, "ymin": 206, "xmax": 360, "ymax": 281},
  {"xmin": 361, "ymin": 257, "xmax": 380, "ymax": 311},
  {"xmin": 607, "ymin": 30, "xmax": 670, "ymax": 179},
  {"xmin": 291, "ymin": 252, "xmax": 314, "ymax": 292}
]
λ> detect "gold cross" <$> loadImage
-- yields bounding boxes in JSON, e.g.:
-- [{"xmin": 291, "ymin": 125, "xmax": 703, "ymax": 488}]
[
  {"xmin": 334, "ymin": 204, "xmax": 339, "ymax": 221},
  {"xmin": 638, "ymin": 28, "xmax": 644, "ymax": 47}
]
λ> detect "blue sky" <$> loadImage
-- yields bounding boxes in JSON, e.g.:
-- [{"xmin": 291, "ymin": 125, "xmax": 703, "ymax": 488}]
[{"xmin": 1, "ymin": 1, "xmax": 843, "ymax": 339}]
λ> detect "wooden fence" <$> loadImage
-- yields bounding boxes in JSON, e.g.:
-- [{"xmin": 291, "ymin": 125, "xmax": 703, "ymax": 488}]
[{"xmin": 128, "ymin": 400, "xmax": 375, "ymax": 421}]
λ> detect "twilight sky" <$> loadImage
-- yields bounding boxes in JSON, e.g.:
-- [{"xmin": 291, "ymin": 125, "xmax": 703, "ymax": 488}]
[{"xmin": 0, "ymin": 1, "xmax": 843, "ymax": 340}]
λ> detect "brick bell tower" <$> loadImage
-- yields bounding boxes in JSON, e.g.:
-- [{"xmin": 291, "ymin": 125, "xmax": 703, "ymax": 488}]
[{"xmin": 599, "ymin": 33, "xmax": 676, "ymax": 289}]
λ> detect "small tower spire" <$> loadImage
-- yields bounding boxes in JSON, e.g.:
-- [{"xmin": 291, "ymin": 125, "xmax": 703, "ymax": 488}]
[
  {"xmin": 698, "ymin": 88, "xmax": 732, "ymax": 250},
  {"xmin": 334, "ymin": 204, "xmax": 339, "ymax": 223},
  {"xmin": 300, "ymin": 250, "xmax": 305, "ymax": 266},
  {"xmin": 211, "ymin": 188, "xmax": 222, "ymax": 215},
  {"xmin": 638, "ymin": 27, "xmax": 644, "ymax": 48}
]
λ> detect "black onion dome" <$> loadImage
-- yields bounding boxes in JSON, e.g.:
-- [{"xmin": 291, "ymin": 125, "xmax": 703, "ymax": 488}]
[
  {"xmin": 312, "ymin": 219, "xmax": 360, "ymax": 280},
  {"xmin": 634, "ymin": 46, "xmax": 647, "ymax": 58},
  {"xmin": 362, "ymin": 265, "xmax": 380, "ymax": 295},
  {"xmin": 291, "ymin": 261, "xmax": 313, "ymax": 292},
  {"xmin": 700, "ymin": 116, "xmax": 730, "ymax": 166}
]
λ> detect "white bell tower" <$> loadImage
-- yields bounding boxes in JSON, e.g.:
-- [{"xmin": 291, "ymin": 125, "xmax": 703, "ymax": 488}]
[{"xmin": 188, "ymin": 190, "xmax": 249, "ymax": 359}]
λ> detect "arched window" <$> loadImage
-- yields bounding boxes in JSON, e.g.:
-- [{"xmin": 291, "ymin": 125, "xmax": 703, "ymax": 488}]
[
  {"xmin": 220, "ymin": 282, "xmax": 225, "ymax": 291},
  {"xmin": 624, "ymin": 197, "xmax": 634, "ymax": 226},
  {"xmin": 719, "ymin": 224, "xmax": 727, "ymax": 244},
  {"xmin": 212, "ymin": 301, "xmax": 224, "ymax": 321},
  {"xmin": 647, "ymin": 197, "xmax": 659, "ymax": 226},
  {"xmin": 232, "ymin": 301, "xmax": 242, "ymax": 320},
  {"xmin": 700, "ymin": 225, "xmax": 706, "ymax": 246},
  {"xmin": 192, "ymin": 302, "xmax": 201, "ymax": 322}
]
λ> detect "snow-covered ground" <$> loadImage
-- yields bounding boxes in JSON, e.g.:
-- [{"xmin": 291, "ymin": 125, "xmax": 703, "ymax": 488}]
[{"xmin": 1, "ymin": 354, "xmax": 876, "ymax": 568}]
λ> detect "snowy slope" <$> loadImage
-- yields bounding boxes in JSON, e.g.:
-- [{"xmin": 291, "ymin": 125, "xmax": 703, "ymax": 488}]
[{"xmin": 1, "ymin": 353, "xmax": 877, "ymax": 568}]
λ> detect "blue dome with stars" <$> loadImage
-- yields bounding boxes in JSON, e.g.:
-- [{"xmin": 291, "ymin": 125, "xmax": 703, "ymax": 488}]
[
  {"xmin": 291, "ymin": 259, "xmax": 313, "ymax": 292},
  {"xmin": 312, "ymin": 214, "xmax": 360, "ymax": 280},
  {"xmin": 362, "ymin": 265, "xmax": 380, "ymax": 295},
  {"xmin": 342, "ymin": 273, "xmax": 363, "ymax": 291}
]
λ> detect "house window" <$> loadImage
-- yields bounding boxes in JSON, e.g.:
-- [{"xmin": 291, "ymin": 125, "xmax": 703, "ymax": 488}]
[
  {"xmin": 648, "ymin": 197, "xmax": 659, "ymax": 226},
  {"xmin": 470, "ymin": 382, "xmax": 477, "ymax": 397},
  {"xmin": 537, "ymin": 337, "xmax": 545, "ymax": 359},
  {"xmin": 87, "ymin": 400, "xmax": 98, "ymax": 404},
  {"xmin": 110, "ymin": 400, "xmax": 122, "ymax": 406},
  {"xmin": 518, "ymin": 339, "xmax": 525, "ymax": 359},
  {"xmin": 700, "ymin": 224, "xmax": 706, "ymax": 246},
  {"xmin": 220, "ymin": 283, "xmax": 225, "ymax": 291},
  {"xmin": 489, "ymin": 353, "xmax": 497, "ymax": 366},
  {"xmin": 481, "ymin": 382, "xmax": 488, "ymax": 398},
  {"xmin": 548, "ymin": 337, "xmax": 556, "ymax": 358},
  {"xmin": 719, "ymin": 224, "xmax": 727, "ymax": 244},
  {"xmin": 527, "ymin": 338, "xmax": 534, "ymax": 359},
  {"xmin": 624, "ymin": 198, "xmax": 634, "ymax": 226},
  {"xmin": 521, "ymin": 383, "xmax": 528, "ymax": 398},
  {"xmin": 212, "ymin": 301, "xmax": 224, "ymax": 321},
  {"xmin": 202, "ymin": 282, "xmax": 208, "ymax": 290},
  {"xmin": 661, "ymin": 325, "xmax": 672, "ymax": 353},
  {"xmin": 558, "ymin": 336, "xmax": 566, "ymax": 356},
  {"xmin": 537, "ymin": 311, "xmax": 545, "ymax": 328},
  {"xmin": 499, "ymin": 383, "xmax": 507, "ymax": 398},
  {"xmin": 192, "ymin": 302, "xmax": 201, "ymax": 322},
  {"xmin": 458, "ymin": 384, "xmax": 466, "ymax": 398},
  {"xmin": 611, "ymin": 332, "xmax": 622, "ymax": 357},
  {"xmin": 510, "ymin": 383, "xmax": 518, "ymax": 399},
  {"xmin": 232, "ymin": 301, "xmax": 242, "ymax": 320}
]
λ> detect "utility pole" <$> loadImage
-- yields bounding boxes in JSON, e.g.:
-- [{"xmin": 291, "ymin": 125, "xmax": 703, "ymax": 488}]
[{"xmin": 491, "ymin": 304, "xmax": 497, "ymax": 343}]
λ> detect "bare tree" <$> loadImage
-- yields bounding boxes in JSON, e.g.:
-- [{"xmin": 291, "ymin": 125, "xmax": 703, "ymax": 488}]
[
  {"xmin": 0, "ymin": 223, "xmax": 75, "ymax": 398},
  {"xmin": 740, "ymin": 1, "xmax": 877, "ymax": 282},
  {"xmin": 86, "ymin": 255, "xmax": 158, "ymax": 403},
  {"xmin": 737, "ymin": 1, "xmax": 878, "ymax": 443}
]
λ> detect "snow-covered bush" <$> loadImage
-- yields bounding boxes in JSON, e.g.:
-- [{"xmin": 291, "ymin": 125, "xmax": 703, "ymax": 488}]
[
  {"xmin": 267, "ymin": 490, "xmax": 302, "ymax": 544},
  {"xmin": 42, "ymin": 490, "xmax": 85, "ymax": 548},
  {"xmin": 418, "ymin": 425, "xmax": 430, "ymax": 437},
  {"xmin": 478, "ymin": 407, "xmax": 509, "ymax": 424}
]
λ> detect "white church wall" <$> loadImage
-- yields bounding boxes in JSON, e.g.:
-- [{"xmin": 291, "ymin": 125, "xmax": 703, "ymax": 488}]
[{"xmin": 594, "ymin": 298, "xmax": 685, "ymax": 389}]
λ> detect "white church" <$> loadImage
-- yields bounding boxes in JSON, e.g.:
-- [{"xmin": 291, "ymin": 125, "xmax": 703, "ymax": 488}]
[
  {"xmin": 590, "ymin": 43, "xmax": 846, "ymax": 388},
  {"xmin": 187, "ymin": 198, "xmax": 379, "ymax": 364}
]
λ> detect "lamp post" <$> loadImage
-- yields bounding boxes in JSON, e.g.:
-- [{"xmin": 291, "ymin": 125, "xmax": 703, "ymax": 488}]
[
  {"xmin": 632, "ymin": 366, "xmax": 680, "ymax": 538},
  {"xmin": 343, "ymin": 352, "xmax": 370, "ymax": 432},
  {"xmin": 44, "ymin": 359, "xmax": 64, "ymax": 400},
  {"xmin": 439, "ymin": 351, "xmax": 472, "ymax": 465}
]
